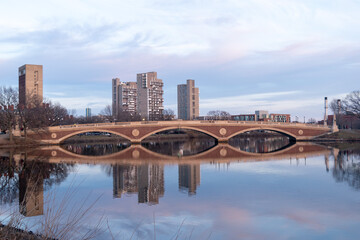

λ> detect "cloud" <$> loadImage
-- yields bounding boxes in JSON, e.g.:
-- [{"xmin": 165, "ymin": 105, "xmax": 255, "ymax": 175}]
[
  {"xmin": 46, "ymin": 92, "xmax": 66, "ymax": 97},
  {"xmin": 198, "ymin": 91, "xmax": 351, "ymax": 119},
  {"xmin": 200, "ymin": 91, "xmax": 301, "ymax": 111},
  {"xmin": 50, "ymin": 96, "xmax": 110, "ymax": 115},
  {"xmin": 1, "ymin": 0, "xmax": 360, "ymax": 120}
]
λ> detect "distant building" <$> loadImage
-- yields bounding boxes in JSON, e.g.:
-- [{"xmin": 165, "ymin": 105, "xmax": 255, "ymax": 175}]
[
  {"xmin": 231, "ymin": 114, "xmax": 257, "ymax": 121},
  {"xmin": 18, "ymin": 64, "xmax": 43, "ymax": 106},
  {"xmin": 255, "ymin": 110, "xmax": 269, "ymax": 120},
  {"xmin": 269, "ymin": 114, "xmax": 291, "ymax": 123},
  {"xmin": 177, "ymin": 79, "xmax": 199, "ymax": 120},
  {"xmin": 137, "ymin": 72, "xmax": 164, "ymax": 120},
  {"xmin": 112, "ymin": 78, "xmax": 138, "ymax": 119},
  {"xmin": 319, "ymin": 114, "xmax": 360, "ymax": 129},
  {"xmin": 85, "ymin": 108, "xmax": 91, "ymax": 118},
  {"xmin": 231, "ymin": 111, "xmax": 291, "ymax": 123}
]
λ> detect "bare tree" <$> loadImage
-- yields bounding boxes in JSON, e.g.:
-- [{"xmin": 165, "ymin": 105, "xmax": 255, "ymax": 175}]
[
  {"xmin": 162, "ymin": 109, "xmax": 175, "ymax": 121},
  {"xmin": 343, "ymin": 90, "xmax": 360, "ymax": 117},
  {"xmin": 307, "ymin": 118, "xmax": 317, "ymax": 124},
  {"xmin": 100, "ymin": 105, "xmax": 114, "ymax": 122},
  {"xmin": 207, "ymin": 110, "xmax": 231, "ymax": 120},
  {"xmin": 17, "ymin": 93, "xmax": 43, "ymax": 139},
  {"xmin": 0, "ymin": 87, "xmax": 18, "ymax": 142}
]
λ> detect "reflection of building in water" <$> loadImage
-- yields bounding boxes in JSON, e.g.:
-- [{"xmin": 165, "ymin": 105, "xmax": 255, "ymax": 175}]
[
  {"xmin": 138, "ymin": 165, "xmax": 164, "ymax": 205},
  {"xmin": 229, "ymin": 136, "xmax": 291, "ymax": 153},
  {"xmin": 327, "ymin": 149, "xmax": 360, "ymax": 191},
  {"xmin": 142, "ymin": 137, "xmax": 217, "ymax": 156},
  {"xmin": 113, "ymin": 165, "xmax": 138, "ymax": 198},
  {"xmin": 112, "ymin": 164, "xmax": 164, "ymax": 205},
  {"xmin": 19, "ymin": 171, "xmax": 44, "ymax": 217},
  {"xmin": 179, "ymin": 164, "xmax": 200, "ymax": 195}
]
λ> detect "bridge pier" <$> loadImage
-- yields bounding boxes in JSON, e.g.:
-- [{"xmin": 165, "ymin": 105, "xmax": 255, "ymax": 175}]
[
  {"xmin": 217, "ymin": 138, "xmax": 229, "ymax": 143},
  {"xmin": 131, "ymin": 140, "xmax": 142, "ymax": 145}
]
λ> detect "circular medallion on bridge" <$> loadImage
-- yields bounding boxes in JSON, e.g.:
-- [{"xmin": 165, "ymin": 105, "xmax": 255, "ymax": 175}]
[
  {"xmin": 220, "ymin": 148, "xmax": 227, "ymax": 157},
  {"xmin": 219, "ymin": 128, "xmax": 227, "ymax": 136},
  {"xmin": 132, "ymin": 129, "xmax": 140, "ymax": 137},
  {"xmin": 298, "ymin": 130, "xmax": 303, "ymax": 135},
  {"xmin": 299, "ymin": 147, "xmax": 304, "ymax": 152},
  {"xmin": 51, "ymin": 133, "xmax": 57, "ymax": 139},
  {"xmin": 132, "ymin": 150, "xmax": 140, "ymax": 159},
  {"xmin": 51, "ymin": 151, "xmax": 57, "ymax": 157}
]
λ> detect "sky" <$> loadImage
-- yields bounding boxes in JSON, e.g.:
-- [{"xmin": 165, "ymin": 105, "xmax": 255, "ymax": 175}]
[{"xmin": 0, "ymin": 0, "xmax": 359, "ymax": 120}]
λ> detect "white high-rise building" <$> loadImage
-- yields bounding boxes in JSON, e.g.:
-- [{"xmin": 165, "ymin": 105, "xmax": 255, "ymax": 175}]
[{"xmin": 136, "ymin": 72, "xmax": 164, "ymax": 120}]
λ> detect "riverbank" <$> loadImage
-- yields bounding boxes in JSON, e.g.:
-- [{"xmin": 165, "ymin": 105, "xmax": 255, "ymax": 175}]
[
  {"xmin": 314, "ymin": 129, "xmax": 360, "ymax": 142},
  {"xmin": 0, "ymin": 223, "xmax": 44, "ymax": 240}
]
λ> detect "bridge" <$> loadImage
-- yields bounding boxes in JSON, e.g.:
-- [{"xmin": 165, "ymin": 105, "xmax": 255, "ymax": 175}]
[{"xmin": 25, "ymin": 120, "xmax": 333, "ymax": 144}]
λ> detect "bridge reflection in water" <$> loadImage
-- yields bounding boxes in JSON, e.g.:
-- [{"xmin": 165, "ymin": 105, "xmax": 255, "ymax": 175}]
[
  {"xmin": 0, "ymin": 141, "xmax": 354, "ymax": 215},
  {"xmin": 27, "ymin": 141, "xmax": 328, "ymax": 164}
]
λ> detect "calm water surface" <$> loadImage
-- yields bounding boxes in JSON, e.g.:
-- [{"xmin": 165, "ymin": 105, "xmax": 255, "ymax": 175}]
[{"xmin": 0, "ymin": 137, "xmax": 360, "ymax": 240}]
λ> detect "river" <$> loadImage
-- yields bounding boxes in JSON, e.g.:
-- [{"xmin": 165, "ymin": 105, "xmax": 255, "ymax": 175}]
[{"xmin": 0, "ymin": 134, "xmax": 359, "ymax": 240}]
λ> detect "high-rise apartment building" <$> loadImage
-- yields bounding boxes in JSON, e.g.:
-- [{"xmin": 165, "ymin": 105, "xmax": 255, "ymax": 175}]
[
  {"xmin": 18, "ymin": 64, "xmax": 43, "ymax": 106},
  {"xmin": 85, "ymin": 108, "xmax": 91, "ymax": 118},
  {"xmin": 177, "ymin": 79, "xmax": 199, "ymax": 120},
  {"xmin": 137, "ymin": 72, "xmax": 164, "ymax": 120},
  {"xmin": 112, "ymin": 78, "xmax": 138, "ymax": 119}
]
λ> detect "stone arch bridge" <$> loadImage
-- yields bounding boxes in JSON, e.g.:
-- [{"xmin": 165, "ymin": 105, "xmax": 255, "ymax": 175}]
[{"xmin": 26, "ymin": 120, "xmax": 333, "ymax": 144}]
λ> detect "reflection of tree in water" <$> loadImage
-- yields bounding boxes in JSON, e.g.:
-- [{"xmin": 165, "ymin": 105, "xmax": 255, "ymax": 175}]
[
  {"xmin": 61, "ymin": 142, "xmax": 130, "ymax": 156},
  {"xmin": 229, "ymin": 135, "xmax": 292, "ymax": 153},
  {"xmin": 142, "ymin": 137, "xmax": 216, "ymax": 156},
  {"xmin": 0, "ymin": 157, "xmax": 18, "ymax": 204},
  {"xmin": 331, "ymin": 150, "xmax": 360, "ymax": 190},
  {"xmin": 0, "ymin": 156, "xmax": 75, "ymax": 205}
]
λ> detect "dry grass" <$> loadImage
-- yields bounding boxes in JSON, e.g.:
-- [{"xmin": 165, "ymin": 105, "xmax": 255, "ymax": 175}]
[{"xmin": 0, "ymin": 179, "xmax": 104, "ymax": 240}]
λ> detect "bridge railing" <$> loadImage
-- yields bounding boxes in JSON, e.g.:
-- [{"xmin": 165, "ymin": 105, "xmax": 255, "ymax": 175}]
[{"xmin": 51, "ymin": 120, "xmax": 330, "ymax": 130}]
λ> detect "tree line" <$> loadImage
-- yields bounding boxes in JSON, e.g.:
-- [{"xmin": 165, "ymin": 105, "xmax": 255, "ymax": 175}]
[
  {"xmin": 330, "ymin": 90, "xmax": 360, "ymax": 117},
  {"xmin": 0, "ymin": 86, "xmax": 73, "ymax": 141},
  {"xmin": 329, "ymin": 90, "xmax": 360, "ymax": 129},
  {"xmin": 0, "ymin": 86, "xmax": 178, "ymax": 141}
]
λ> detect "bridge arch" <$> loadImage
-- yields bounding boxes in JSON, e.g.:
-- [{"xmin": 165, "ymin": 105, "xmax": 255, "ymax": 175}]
[
  {"xmin": 139, "ymin": 126, "xmax": 219, "ymax": 141},
  {"xmin": 57, "ymin": 129, "xmax": 132, "ymax": 143},
  {"xmin": 227, "ymin": 127, "xmax": 297, "ymax": 141}
]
